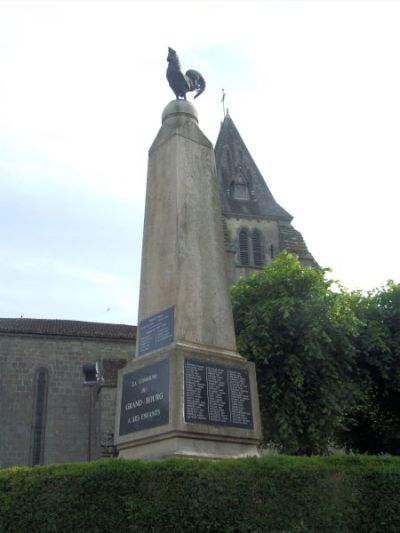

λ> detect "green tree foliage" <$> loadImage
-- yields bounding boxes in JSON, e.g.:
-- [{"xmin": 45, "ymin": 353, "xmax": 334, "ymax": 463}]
[
  {"xmin": 231, "ymin": 252, "xmax": 359, "ymax": 455},
  {"xmin": 338, "ymin": 282, "xmax": 400, "ymax": 454}
]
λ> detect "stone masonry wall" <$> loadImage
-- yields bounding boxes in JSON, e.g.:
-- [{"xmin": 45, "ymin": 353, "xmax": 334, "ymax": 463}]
[{"xmin": 0, "ymin": 333, "xmax": 135, "ymax": 468}]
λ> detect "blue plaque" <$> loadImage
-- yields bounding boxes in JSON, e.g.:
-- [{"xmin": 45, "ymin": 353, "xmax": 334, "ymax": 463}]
[{"xmin": 138, "ymin": 306, "xmax": 175, "ymax": 356}]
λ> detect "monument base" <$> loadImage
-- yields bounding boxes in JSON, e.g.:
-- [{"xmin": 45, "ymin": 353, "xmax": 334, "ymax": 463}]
[
  {"xmin": 115, "ymin": 343, "xmax": 262, "ymax": 460},
  {"xmin": 119, "ymin": 436, "xmax": 259, "ymax": 460}
]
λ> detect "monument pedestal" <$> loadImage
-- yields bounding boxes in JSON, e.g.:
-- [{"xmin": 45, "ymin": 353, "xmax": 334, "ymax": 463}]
[{"xmin": 115, "ymin": 342, "xmax": 261, "ymax": 459}]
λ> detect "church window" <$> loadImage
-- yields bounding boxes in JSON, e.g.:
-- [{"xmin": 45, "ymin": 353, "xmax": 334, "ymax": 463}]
[
  {"xmin": 238, "ymin": 229, "xmax": 250, "ymax": 265},
  {"xmin": 233, "ymin": 183, "xmax": 250, "ymax": 200},
  {"xmin": 238, "ymin": 228, "xmax": 265, "ymax": 267},
  {"xmin": 31, "ymin": 367, "xmax": 49, "ymax": 465},
  {"xmin": 252, "ymin": 230, "xmax": 263, "ymax": 267},
  {"xmin": 270, "ymin": 244, "xmax": 275, "ymax": 259}
]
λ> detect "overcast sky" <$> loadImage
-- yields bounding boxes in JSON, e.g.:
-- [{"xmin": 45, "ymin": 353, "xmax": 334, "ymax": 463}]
[{"xmin": 0, "ymin": 0, "xmax": 399, "ymax": 325}]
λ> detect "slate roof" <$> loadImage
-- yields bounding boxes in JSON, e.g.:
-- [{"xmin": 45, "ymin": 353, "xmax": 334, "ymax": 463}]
[
  {"xmin": 278, "ymin": 221, "xmax": 319, "ymax": 268},
  {"xmin": 0, "ymin": 318, "xmax": 136, "ymax": 340},
  {"xmin": 214, "ymin": 113, "xmax": 292, "ymax": 221}
]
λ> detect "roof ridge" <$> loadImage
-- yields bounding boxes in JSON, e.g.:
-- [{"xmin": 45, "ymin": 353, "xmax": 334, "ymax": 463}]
[{"xmin": 0, "ymin": 317, "xmax": 136, "ymax": 340}]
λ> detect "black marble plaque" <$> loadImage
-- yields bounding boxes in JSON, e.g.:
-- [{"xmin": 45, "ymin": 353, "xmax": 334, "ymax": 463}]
[
  {"xmin": 184, "ymin": 359, "xmax": 253, "ymax": 429},
  {"xmin": 138, "ymin": 306, "xmax": 174, "ymax": 356},
  {"xmin": 119, "ymin": 359, "xmax": 169, "ymax": 436}
]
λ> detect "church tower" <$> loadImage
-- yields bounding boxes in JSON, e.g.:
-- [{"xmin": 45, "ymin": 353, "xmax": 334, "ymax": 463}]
[{"xmin": 214, "ymin": 112, "xmax": 317, "ymax": 286}]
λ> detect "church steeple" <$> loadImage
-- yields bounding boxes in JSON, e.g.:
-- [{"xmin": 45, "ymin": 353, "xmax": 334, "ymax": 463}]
[
  {"xmin": 214, "ymin": 113, "xmax": 318, "ymax": 285},
  {"xmin": 215, "ymin": 113, "xmax": 292, "ymax": 221}
]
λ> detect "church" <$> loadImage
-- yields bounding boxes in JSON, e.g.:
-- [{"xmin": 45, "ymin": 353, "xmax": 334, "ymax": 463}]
[
  {"xmin": 215, "ymin": 111, "xmax": 317, "ymax": 285},
  {"xmin": 0, "ymin": 112, "xmax": 316, "ymax": 468}
]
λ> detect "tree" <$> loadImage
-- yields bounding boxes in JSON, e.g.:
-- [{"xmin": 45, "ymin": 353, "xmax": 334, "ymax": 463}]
[
  {"xmin": 337, "ymin": 281, "xmax": 400, "ymax": 454},
  {"xmin": 231, "ymin": 252, "xmax": 359, "ymax": 455}
]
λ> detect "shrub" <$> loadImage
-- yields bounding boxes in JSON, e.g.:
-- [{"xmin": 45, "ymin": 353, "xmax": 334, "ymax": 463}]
[{"xmin": 1, "ymin": 456, "xmax": 400, "ymax": 533}]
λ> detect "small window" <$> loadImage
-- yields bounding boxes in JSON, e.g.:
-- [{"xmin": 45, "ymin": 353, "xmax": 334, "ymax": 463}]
[
  {"xmin": 31, "ymin": 368, "xmax": 49, "ymax": 465},
  {"xmin": 238, "ymin": 229, "xmax": 250, "ymax": 265},
  {"xmin": 270, "ymin": 244, "xmax": 275, "ymax": 259},
  {"xmin": 252, "ymin": 230, "xmax": 263, "ymax": 267},
  {"xmin": 231, "ymin": 183, "xmax": 250, "ymax": 200}
]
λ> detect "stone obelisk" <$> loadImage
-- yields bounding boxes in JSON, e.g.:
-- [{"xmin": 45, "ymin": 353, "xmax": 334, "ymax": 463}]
[
  {"xmin": 137, "ymin": 101, "xmax": 237, "ymax": 353},
  {"xmin": 115, "ymin": 55, "xmax": 261, "ymax": 458}
]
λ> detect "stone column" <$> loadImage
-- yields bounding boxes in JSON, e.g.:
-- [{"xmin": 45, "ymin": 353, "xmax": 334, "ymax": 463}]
[{"xmin": 115, "ymin": 101, "xmax": 261, "ymax": 459}]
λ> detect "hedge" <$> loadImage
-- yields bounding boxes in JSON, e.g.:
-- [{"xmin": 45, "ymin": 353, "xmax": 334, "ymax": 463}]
[{"xmin": 0, "ymin": 456, "xmax": 399, "ymax": 533}]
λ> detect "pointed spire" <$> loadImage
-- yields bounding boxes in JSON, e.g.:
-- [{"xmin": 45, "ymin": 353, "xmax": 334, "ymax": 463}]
[
  {"xmin": 214, "ymin": 113, "xmax": 319, "ymax": 272},
  {"xmin": 215, "ymin": 114, "xmax": 292, "ymax": 221}
]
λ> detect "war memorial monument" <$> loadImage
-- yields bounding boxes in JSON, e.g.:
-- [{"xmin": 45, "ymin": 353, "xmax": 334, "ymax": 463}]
[
  {"xmin": 114, "ymin": 49, "xmax": 262, "ymax": 459},
  {"xmin": 1, "ymin": 45, "xmax": 316, "ymax": 469}
]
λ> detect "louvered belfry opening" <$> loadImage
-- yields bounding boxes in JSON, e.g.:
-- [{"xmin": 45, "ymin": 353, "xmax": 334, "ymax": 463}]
[
  {"xmin": 252, "ymin": 229, "xmax": 263, "ymax": 267},
  {"xmin": 239, "ymin": 229, "xmax": 250, "ymax": 265}
]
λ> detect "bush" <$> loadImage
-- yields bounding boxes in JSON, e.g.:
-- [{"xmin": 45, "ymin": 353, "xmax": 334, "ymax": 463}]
[{"xmin": 1, "ymin": 456, "xmax": 400, "ymax": 533}]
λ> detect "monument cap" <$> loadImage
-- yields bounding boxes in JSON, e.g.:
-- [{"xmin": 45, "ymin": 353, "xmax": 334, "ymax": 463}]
[{"xmin": 162, "ymin": 100, "xmax": 198, "ymax": 125}]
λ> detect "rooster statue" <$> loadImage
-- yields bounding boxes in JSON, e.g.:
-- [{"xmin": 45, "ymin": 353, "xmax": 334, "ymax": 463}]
[{"xmin": 166, "ymin": 47, "xmax": 206, "ymax": 100}]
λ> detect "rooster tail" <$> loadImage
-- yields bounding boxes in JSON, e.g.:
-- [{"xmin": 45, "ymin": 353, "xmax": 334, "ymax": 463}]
[
  {"xmin": 185, "ymin": 69, "xmax": 206, "ymax": 99},
  {"xmin": 193, "ymin": 81, "xmax": 205, "ymax": 99}
]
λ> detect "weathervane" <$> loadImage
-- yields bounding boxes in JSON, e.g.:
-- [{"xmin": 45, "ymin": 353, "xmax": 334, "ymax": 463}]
[{"xmin": 221, "ymin": 88, "xmax": 226, "ymax": 118}]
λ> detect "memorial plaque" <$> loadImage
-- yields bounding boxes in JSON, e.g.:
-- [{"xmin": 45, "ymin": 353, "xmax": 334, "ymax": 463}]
[
  {"xmin": 184, "ymin": 359, "xmax": 253, "ymax": 429},
  {"xmin": 138, "ymin": 306, "xmax": 174, "ymax": 356},
  {"xmin": 119, "ymin": 359, "xmax": 169, "ymax": 436}
]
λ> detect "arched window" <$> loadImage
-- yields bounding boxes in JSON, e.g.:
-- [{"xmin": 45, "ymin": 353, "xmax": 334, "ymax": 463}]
[
  {"xmin": 31, "ymin": 368, "xmax": 49, "ymax": 465},
  {"xmin": 238, "ymin": 229, "xmax": 250, "ymax": 265},
  {"xmin": 252, "ymin": 230, "xmax": 263, "ymax": 267}
]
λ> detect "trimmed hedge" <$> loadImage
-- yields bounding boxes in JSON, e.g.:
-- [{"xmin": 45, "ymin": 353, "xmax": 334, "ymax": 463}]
[{"xmin": 0, "ymin": 456, "xmax": 400, "ymax": 532}]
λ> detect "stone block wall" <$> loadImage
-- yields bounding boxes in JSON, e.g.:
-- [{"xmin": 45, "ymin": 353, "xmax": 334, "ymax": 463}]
[{"xmin": 0, "ymin": 330, "xmax": 135, "ymax": 468}]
